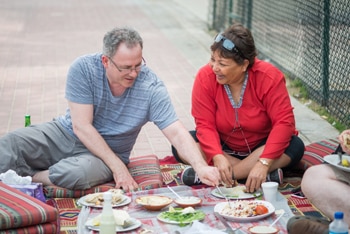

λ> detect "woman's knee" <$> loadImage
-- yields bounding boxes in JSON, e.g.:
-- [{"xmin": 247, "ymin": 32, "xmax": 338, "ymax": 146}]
[{"xmin": 284, "ymin": 135, "xmax": 305, "ymax": 168}]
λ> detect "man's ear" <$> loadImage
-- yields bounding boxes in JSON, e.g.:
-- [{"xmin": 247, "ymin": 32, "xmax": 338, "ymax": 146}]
[{"xmin": 101, "ymin": 55, "xmax": 109, "ymax": 68}]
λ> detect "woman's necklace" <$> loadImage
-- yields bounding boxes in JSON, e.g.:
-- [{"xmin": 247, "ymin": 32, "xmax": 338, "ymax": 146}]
[
  {"xmin": 224, "ymin": 72, "xmax": 248, "ymax": 108},
  {"xmin": 223, "ymin": 72, "xmax": 251, "ymax": 154}
]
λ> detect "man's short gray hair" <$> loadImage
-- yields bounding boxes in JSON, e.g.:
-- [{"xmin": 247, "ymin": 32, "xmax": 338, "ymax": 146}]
[{"xmin": 103, "ymin": 27, "xmax": 143, "ymax": 57}]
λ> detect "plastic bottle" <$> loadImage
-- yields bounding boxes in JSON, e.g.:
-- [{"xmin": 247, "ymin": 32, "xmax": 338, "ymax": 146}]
[
  {"xmin": 25, "ymin": 115, "xmax": 31, "ymax": 127},
  {"xmin": 329, "ymin": 211, "xmax": 349, "ymax": 234},
  {"xmin": 99, "ymin": 191, "xmax": 116, "ymax": 234}
]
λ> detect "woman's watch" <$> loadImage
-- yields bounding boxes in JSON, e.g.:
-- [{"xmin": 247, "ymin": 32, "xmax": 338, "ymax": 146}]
[{"xmin": 258, "ymin": 158, "xmax": 269, "ymax": 166}]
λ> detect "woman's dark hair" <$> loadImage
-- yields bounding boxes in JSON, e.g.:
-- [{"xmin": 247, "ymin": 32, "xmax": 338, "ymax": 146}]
[{"xmin": 210, "ymin": 22, "xmax": 257, "ymax": 68}]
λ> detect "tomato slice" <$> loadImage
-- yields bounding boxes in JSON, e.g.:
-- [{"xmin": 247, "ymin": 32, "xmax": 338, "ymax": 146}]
[{"xmin": 255, "ymin": 205, "xmax": 269, "ymax": 215}]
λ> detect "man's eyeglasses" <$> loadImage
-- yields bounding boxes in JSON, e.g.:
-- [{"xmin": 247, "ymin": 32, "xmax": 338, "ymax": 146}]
[
  {"xmin": 214, "ymin": 33, "xmax": 245, "ymax": 58},
  {"xmin": 108, "ymin": 57, "xmax": 146, "ymax": 74}
]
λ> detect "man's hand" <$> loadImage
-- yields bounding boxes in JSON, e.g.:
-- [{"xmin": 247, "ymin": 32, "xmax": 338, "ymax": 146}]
[
  {"xmin": 112, "ymin": 166, "xmax": 139, "ymax": 192},
  {"xmin": 69, "ymin": 101, "xmax": 139, "ymax": 191},
  {"xmin": 196, "ymin": 165, "xmax": 220, "ymax": 186}
]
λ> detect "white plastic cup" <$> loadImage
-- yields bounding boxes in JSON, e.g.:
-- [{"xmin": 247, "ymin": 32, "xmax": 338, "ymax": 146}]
[{"xmin": 261, "ymin": 182, "xmax": 278, "ymax": 203}]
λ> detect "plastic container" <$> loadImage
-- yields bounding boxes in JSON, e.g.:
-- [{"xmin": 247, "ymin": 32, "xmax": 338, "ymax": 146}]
[
  {"xmin": 248, "ymin": 225, "xmax": 279, "ymax": 234},
  {"xmin": 174, "ymin": 196, "xmax": 202, "ymax": 208},
  {"xmin": 100, "ymin": 191, "xmax": 116, "ymax": 234},
  {"xmin": 329, "ymin": 211, "xmax": 349, "ymax": 234}
]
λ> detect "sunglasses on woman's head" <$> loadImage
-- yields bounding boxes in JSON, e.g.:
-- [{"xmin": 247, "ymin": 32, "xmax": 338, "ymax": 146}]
[{"xmin": 214, "ymin": 33, "xmax": 245, "ymax": 58}]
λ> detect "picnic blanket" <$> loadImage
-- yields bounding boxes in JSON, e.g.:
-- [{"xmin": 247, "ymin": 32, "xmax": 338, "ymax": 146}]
[
  {"xmin": 77, "ymin": 186, "xmax": 291, "ymax": 234},
  {"xmin": 56, "ymin": 157, "xmax": 327, "ymax": 234}
]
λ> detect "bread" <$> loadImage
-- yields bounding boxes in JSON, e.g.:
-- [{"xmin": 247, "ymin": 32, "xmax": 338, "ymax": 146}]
[
  {"xmin": 84, "ymin": 189, "xmax": 124, "ymax": 205},
  {"xmin": 92, "ymin": 209, "xmax": 130, "ymax": 226},
  {"xmin": 137, "ymin": 195, "xmax": 172, "ymax": 205},
  {"xmin": 113, "ymin": 210, "xmax": 130, "ymax": 226},
  {"xmin": 343, "ymin": 134, "xmax": 350, "ymax": 148}
]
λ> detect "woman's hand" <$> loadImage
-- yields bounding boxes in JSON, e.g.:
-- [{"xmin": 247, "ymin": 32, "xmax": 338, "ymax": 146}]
[
  {"xmin": 212, "ymin": 154, "xmax": 235, "ymax": 187},
  {"xmin": 245, "ymin": 162, "xmax": 269, "ymax": 193}
]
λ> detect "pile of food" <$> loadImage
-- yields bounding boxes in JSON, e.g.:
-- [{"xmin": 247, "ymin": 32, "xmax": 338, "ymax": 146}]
[
  {"xmin": 341, "ymin": 134, "xmax": 350, "ymax": 167},
  {"xmin": 84, "ymin": 189, "xmax": 124, "ymax": 205},
  {"xmin": 223, "ymin": 185, "xmax": 251, "ymax": 196},
  {"xmin": 343, "ymin": 134, "xmax": 350, "ymax": 149},
  {"xmin": 159, "ymin": 207, "xmax": 206, "ymax": 225},
  {"xmin": 213, "ymin": 185, "xmax": 261, "ymax": 199},
  {"xmin": 220, "ymin": 201, "xmax": 269, "ymax": 218}
]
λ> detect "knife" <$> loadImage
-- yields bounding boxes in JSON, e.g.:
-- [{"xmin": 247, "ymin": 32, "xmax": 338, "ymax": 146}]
[{"xmin": 214, "ymin": 212, "xmax": 235, "ymax": 234}]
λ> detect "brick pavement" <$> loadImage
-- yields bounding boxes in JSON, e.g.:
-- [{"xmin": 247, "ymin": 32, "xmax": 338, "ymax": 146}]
[
  {"xmin": 0, "ymin": 0, "xmax": 212, "ymax": 159},
  {"xmin": 0, "ymin": 0, "xmax": 339, "ymax": 160}
]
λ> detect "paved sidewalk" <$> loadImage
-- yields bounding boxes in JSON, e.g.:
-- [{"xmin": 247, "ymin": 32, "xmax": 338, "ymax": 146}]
[{"xmin": 0, "ymin": 0, "xmax": 339, "ymax": 159}]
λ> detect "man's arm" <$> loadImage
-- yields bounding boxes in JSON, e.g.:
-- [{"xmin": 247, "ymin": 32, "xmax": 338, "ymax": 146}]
[
  {"xmin": 162, "ymin": 120, "xmax": 220, "ymax": 186},
  {"xmin": 68, "ymin": 101, "xmax": 138, "ymax": 191}
]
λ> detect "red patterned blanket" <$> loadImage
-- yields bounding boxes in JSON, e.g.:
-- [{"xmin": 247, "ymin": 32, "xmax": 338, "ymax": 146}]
[{"xmin": 56, "ymin": 156, "xmax": 327, "ymax": 234}]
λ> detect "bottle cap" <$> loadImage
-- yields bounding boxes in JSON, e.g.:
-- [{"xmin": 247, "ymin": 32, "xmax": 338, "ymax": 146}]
[
  {"xmin": 103, "ymin": 191, "xmax": 112, "ymax": 200},
  {"xmin": 334, "ymin": 211, "xmax": 344, "ymax": 219}
]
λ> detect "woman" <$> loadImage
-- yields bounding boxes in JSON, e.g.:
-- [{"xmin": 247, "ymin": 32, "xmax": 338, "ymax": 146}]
[{"xmin": 173, "ymin": 22, "xmax": 304, "ymax": 192}]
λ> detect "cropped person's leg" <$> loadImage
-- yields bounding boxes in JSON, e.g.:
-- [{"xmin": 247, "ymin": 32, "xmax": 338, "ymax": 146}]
[
  {"xmin": 301, "ymin": 164, "xmax": 350, "ymax": 225},
  {"xmin": 0, "ymin": 121, "xmax": 75, "ymax": 176}
]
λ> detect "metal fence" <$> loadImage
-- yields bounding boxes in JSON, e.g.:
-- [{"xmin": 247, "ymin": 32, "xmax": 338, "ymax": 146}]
[{"xmin": 208, "ymin": 0, "xmax": 350, "ymax": 128}]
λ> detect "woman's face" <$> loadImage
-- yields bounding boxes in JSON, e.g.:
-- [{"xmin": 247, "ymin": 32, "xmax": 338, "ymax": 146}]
[{"xmin": 209, "ymin": 50, "xmax": 248, "ymax": 85}]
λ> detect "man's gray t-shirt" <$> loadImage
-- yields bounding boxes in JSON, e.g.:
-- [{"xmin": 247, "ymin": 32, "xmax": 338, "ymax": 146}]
[{"xmin": 57, "ymin": 53, "xmax": 178, "ymax": 163}]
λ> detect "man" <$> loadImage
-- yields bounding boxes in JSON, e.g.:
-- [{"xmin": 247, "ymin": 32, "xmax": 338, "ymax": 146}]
[
  {"xmin": 287, "ymin": 129, "xmax": 350, "ymax": 233},
  {"xmin": 0, "ymin": 27, "xmax": 220, "ymax": 192}
]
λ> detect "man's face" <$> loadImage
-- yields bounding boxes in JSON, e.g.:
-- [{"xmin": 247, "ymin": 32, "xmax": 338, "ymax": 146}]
[{"xmin": 103, "ymin": 43, "xmax": 143, "ymax": 90}]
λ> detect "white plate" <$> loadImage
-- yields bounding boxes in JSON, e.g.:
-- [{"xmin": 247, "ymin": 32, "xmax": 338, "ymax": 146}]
[
  {"xmin": 214, "ymin": 201, "xmax": 275, "ymax": 222},
  {"xmin": 157, "ymin": 210, "xmax": 205, "ymax": 224},
  {"xmin": 77, "ymin": 194, "xmax": 131, "ymax": 208},
  {"xmin": 324, "ymin": 154, "xmax": 350, "ymax": 172},
  {"xmin": 211, "ymin": 186, "xmax": 262, "ymax": 200},
  {"xmin": 85, "ymin": 217, "xmax": 142, "ymax": 232}
]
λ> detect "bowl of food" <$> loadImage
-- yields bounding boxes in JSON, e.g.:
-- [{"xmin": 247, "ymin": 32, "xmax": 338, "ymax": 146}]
[
  {"xmin": 248, "ymin": 225, "xmax": 279, "ymax": 234},
  {"xmin": 174, "ymin": 196, "xmax": 202, "ymax": 208},
  {"xmin": 135, "ymin": 195, "xmax": 173, "ymax": 211}
]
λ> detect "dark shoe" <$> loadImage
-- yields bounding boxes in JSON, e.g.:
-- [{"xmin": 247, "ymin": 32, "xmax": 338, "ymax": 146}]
[
  {"xmin": 267, "ymin": 168, "xmax": 283, "ymax": 184},
  {"xmin": 180, "ymin": 167, "xmax": 201, "ymax": 186},
  {"xmin": 287, "ymin": 215, "xmax": 330, "ymax": 234}
]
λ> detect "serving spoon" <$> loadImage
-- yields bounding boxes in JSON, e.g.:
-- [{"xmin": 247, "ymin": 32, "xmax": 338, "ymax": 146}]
[
  {"xmin": 167, "ymin": 185, "xmax": 183, "ymax": 200},
  {"xmin": 269, "ymin": 209, "xmax": 285, "ymax": 227},
  {"xmin": 216, "ymin": 186, "xmax": 233, "ymax": 208}
]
